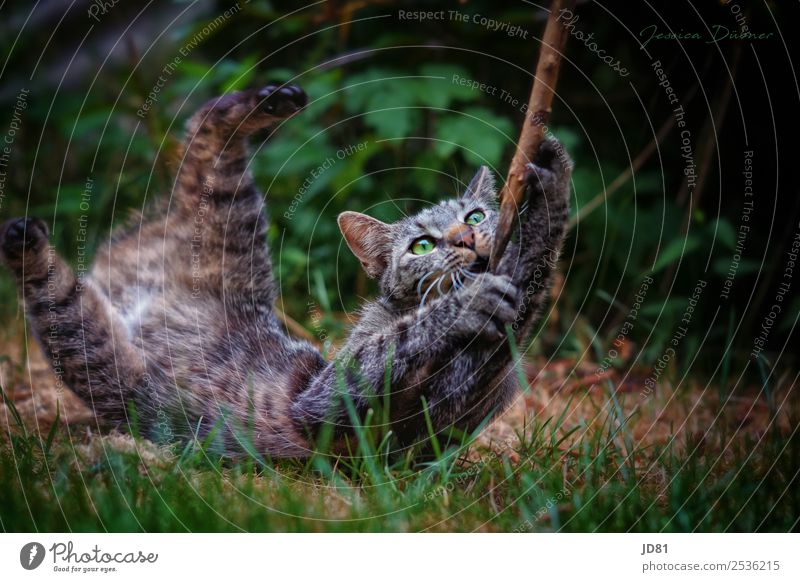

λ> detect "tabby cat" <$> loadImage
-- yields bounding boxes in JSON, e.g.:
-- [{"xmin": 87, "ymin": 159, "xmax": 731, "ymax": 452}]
[{"xmin": 0, "ymin": 82, "xmax": 571, "ymax": 457}]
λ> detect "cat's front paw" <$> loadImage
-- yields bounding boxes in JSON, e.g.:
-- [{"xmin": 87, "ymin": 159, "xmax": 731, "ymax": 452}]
[
  {"xmin": 455, "ymin": 273, "xmax": 520, "ymax": 341},
  {"xmin": 524, "ymin": 138, "xmax": 571, "ymax": 200},
  {"xmin": 0, "ymin": 216, "xmax": 49, "ymax": 264}
]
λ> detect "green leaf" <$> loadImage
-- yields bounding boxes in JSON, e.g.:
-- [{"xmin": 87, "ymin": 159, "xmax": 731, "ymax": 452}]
[
  {"xmin": 363, "ymin": 79, "xmax": 424, "ymax": 137},
  {"xmin": 640, "ymin": 297, "xmax": 691, "ymax": 318},
  {"xmin": 363, "ymin": 108, "xmax": 421, "ymax": 138},
  {"xmin": 178, "ymin": 60, "xmax": 212, "ymax": 81},
  {"xmin": 302, "ymin": 69, "xmax": 341, "ymax": 109},
  {"xmin": 710, "ymin": 218, "xmax": 736, "ymax": 250},
  {"xmin": 220, "ymin": 55, "xmax": 258, "ymax": 93},
  {"xmin": 434, "ymin": 107, "xmax": 513, "ymax": 166},
  {"xmin": 418, "ymin": 64, "xmax": 479, "ymax": 107},
  {"xmin": 650, "ymin": 235, "xmax": 701, "ymax": 274},
  {"xmin": 712, "ymin": 257, "xmax": 761, "ymax": 276},
  {"xmin": 341, "ymin": 68, "xmax": 403, "ymax": 114}
]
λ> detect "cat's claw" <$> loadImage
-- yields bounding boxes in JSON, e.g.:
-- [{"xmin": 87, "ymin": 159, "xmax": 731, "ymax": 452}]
[
  {"xmin": 0, "ymin": 217, "xmax": 49, "ymax": 262},
  {"xmin": 257, "ymin": 82, "xmax": 307, "ymax": 116},
  {"xmin": 456, "ymin": 273, "xmax": 520, "ymax": 342}
]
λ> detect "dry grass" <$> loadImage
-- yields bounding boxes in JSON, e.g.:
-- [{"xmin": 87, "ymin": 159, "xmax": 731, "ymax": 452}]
[{"xmin": 2, "ymin": 323, "xmax": 794, "ymax": 469}]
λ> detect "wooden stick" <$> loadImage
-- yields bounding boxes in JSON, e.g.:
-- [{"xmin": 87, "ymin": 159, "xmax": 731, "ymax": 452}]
[
  {"xmin": 275, "ymin": 306, "xmax": 317, "ymax": 343},
  {"xmin": 490, "ymin": 0, "xmax": 575, "ymax": 272}
]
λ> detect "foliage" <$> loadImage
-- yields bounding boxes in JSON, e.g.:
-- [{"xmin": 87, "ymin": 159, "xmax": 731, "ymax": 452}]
[{"xmin": 0, "ymin": 1, "xmax": 793, "ymax": 374}]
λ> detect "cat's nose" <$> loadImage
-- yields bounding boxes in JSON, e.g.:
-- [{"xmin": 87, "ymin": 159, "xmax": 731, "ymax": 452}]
[{"xmin": 445, "ymin": 224, "xmax": 475, "ymax": 249}]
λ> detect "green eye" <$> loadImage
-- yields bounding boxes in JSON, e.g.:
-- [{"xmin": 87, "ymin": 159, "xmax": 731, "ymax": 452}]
[
  {"xmin": 465, "ymin": 210, "xmax": 485, "ymax": 225},
  {"xmin": 410, "ymin": 237, "xmax": 435, "ymax": 255}
]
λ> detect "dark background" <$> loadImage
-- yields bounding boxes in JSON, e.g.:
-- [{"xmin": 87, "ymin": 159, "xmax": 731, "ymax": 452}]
[{"xmin": 1, "ymin": 0, "xmax": 797, "ymax": 386}]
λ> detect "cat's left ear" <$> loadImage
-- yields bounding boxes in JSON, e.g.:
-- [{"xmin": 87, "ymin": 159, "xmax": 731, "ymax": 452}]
[
  {"xmin": 463, "ymin": 166, "xmax": 497, "ymax": 202},
  {"xmin": 338, "ymin": 211, "xmax": 392, "ymax": 279}
]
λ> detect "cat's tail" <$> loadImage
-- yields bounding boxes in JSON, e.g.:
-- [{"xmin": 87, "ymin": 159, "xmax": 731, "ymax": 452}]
[
  {"xmin": 173, "ymin": 83, "xmax": 307, "ymax": 211},
  {"xmin": 0, "ymin": 217, "xmax": 147, "ymax": 426}
]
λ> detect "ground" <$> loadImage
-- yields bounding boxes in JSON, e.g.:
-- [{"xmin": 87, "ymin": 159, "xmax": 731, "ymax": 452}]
[{"xmin": 1, "ymin": 322, "xmax": 797, "ymax": 532}]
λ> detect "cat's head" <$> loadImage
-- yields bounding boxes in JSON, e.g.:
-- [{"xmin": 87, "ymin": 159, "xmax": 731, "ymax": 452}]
[{"xmin": 338, "ymin": 166, "xmax": 498, "ymax": 308}]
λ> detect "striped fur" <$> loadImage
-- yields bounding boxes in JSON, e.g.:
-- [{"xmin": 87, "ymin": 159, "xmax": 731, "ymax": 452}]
[{"xmin": 0, "ymin": 83, "xmax": 571, "ymax": 457}]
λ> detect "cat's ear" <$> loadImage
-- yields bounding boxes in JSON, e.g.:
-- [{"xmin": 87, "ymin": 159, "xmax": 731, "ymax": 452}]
[
  {"xmin": 463, "ymin": 166, "xmax": 497, "ymax": 202},
  {"xmin": 338, "ymin": 211, "xmax": 392, "ymax": 279}
]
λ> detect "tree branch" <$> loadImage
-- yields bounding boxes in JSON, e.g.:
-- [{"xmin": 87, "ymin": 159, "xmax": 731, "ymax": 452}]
[{"xmin": 490, "ymin": 0, "xmax": 575, "ymax": 271}]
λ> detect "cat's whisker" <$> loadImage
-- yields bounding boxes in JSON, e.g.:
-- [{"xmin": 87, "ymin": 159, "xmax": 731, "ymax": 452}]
[
  {"xmin": 460, "ymin": 268, "xmax": 479, "ymax": 280},
  {"xmin": 437, "ymin": 275, "xmax": 448, "ymax": 297},
  {"xmin": 420, "ymin": 275, "xmax": 442, "ymax": 309},
  {"xmin": 416, "ymin": 271, "xmax": 435, "ymax": 297},
  {"xmin": 454, "ymin": 269, "xmax": 465, "ymax": 289},
  {"xmin": 450, "ymin": 271, "xmax": 464, "ymax": 291},
  {"xmin": 385, "ymin": 193, "xmax": 410, "ymax": 218}
]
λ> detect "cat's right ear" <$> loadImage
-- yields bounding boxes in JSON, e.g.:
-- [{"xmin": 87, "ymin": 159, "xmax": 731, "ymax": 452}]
[
  {"xmin": 463, "ymin": 166, "xmax": 497, "ymax": 202},
  {"xmin": 337, "ymin": 211, "xmax": 392, "ymax": 279}
]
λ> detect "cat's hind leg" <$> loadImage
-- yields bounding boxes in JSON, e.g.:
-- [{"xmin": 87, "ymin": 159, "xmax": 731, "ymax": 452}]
[
  {"xmin": 169, "ymin": 83, "xmax": 307, "ymax": 311},
  {"xmin": 175, "ymin": 82, "xmax": 307, "ymax": 203},
  {"xmin": 1, "ymin": 217, "xmax": 147, "ymax": 426}
]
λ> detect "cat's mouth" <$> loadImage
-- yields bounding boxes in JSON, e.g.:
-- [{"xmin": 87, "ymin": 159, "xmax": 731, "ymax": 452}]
[
  {"xmin": 469, "ymin": 256, "xmax": 490, "ymax": 273},
  {"xmin": 416, "ymin": 257, "xmax": 490, "ymax": 307}
]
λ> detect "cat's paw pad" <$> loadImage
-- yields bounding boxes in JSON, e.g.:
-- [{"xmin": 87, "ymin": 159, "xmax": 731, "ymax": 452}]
[
  {"xmin": 0, "ymin": 217, "xmax": 49, "ymax": 261},
  {"xmin": 257, "ymin": 82, "xmax": 307, "ymax": 116}
]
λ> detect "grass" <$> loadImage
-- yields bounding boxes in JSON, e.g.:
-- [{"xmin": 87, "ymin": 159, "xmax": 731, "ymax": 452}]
[
  {"xmin": 0, "ymin": 314, "xmax": 797, "ymax": 533},
  {"xmin": 1, "ymin": 356, "xmax": 798, "ymax": 533}
]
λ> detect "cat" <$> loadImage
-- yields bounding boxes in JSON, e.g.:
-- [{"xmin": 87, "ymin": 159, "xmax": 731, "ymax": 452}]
[{"xmin": 0, "ymin": 82, "xmax": 571, "ymax": 458}]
